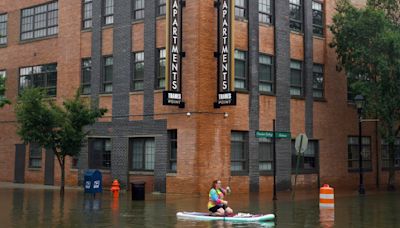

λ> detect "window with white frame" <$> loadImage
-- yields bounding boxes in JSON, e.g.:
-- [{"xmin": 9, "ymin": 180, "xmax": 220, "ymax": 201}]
[
  {"xmin": 231, "ymin": 131, "xmax": 248, "ymax": 174},
  {"xmin": 21, "ymin": 1, "xmax": 58, "ymax": 40},
  {"xmin": 259, "ymin": 138, "xmax": 273, "ymax": 172},
  {"xmin": 168, "ymin": 130, "xmax": 177, "ymax": 172},
  {"xmin": 103, "ymin": 0, "xmax": 114, "ymax": 25},
  {"xmin": 132, "ymin": 0, "xmax": 145, "ymax": 20},
  {"xmin": 259, "ymin": 0, "xmax": 272, "ymax": 24},
  {"xmin": 19, "ymin": 63, "xmax": 57, "ymax": 96},
  {"xmin": 156, "ymin": 48, "xmax": 166, "ymax": 89},
  {"xmin": 130, "ymin": 138, "xmax": 155, "ymax": 171},
  {"xmin": 82, "ymin": 0, "xmax": 93, "ymax": 29},
  {"xmin": 313, "ymin": 64, "xmax": 324, "ymax": 98},
  {"xmin": 259, "ymin": 54, "xmax": 274, "ymax": 93},
  {"xmin": 234, "ymin": 50, "xmax": 247, "ymax": 90},
  {"xmin": 132, "ymin": 52, "xmax": 144, "ymax": 91},
  {"xmin": 103, "ymin": 56, "xmax": 113, "ymax": 93},
  {"xmin": 289, "ymin": 0, "xmax": 302, "ymax": 32},
  {"xmin": 290, "ymin": 60, "xmax": 303, "ymax": 96},
  {"xmin": 158, "ymin": 0, "xmax": 166, "ymax": 16},
  {"xmin": 81, "ymin": 58, "xmax": 91, "ymax": 94},
  {"xmin": 29, "ymin": 143, "xmax": 42, "ymax": 168},
  {"xmin": 235, "ymin": 0, "xmax": 247, "ymax": 19},
  {"xmin": 381, "ymin": 139, "xmax": 400, "ymax": 169},
  {"xmin": 89, "ymin": 138, "xmax": 112, "ymax": 169},
  {"xmin": 348, "ymin": 136, "xmax": 372, "ymax": 171},
  {"xmin": 0, "ymin": 14, "xmax": 7, "ymax": 45},
  {"xmin": 312, "ymin": 1, "xmax": 323, "ymax": 36}
]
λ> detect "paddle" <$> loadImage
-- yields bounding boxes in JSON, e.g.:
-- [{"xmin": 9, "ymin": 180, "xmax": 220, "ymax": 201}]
[{"xmin": 227, "ymin": 176, "xmax": 232, "ymax": 194}]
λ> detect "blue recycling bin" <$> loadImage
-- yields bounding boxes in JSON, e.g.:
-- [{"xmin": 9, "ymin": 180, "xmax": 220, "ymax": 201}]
[{"xmin": 84, "ymin": 169, "xmax": 102, "ymax": 194}]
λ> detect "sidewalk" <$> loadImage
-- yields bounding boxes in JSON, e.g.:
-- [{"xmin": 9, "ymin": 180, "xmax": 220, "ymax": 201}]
[{"xmin": 0, "ymin": 181, "xmax": 81, "ymax": 190}]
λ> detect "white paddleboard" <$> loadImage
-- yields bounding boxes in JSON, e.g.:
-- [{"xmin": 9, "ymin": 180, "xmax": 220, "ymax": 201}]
[{"xmin": 176, "ymin": 212, "xmax": 275, "ymax": 222}]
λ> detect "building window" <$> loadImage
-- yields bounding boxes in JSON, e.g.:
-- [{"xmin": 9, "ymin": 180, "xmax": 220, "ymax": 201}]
[
  {"xmin": 81, "ymin": 58, "xmax": 91, "ymax": 95},
  {"xmin": 289, "ymin": 0, "xmax": 302, "ymax": 32},
  {"xmin": 259, "ymin": 0, "xmax": 272, "ymax": 24},
  {"xmin": 348, "ymin": 136, "xmax": 372, "ymax": 171},
  {"xmin": 132, "ymin": 52, "xmax": 144, "ymax": 91},
  {"xmin": 259, "ymin": 138, "xmax": 273, "ymax": 173},
  {"xmin": 290, "ymin": 60, "xmax": 303, "ymax": 96},
  {"xmin": 234, "ymin": 50, "xmax": 247, "ymax": 90},
  {"xmin": 312, "ymin": 1, "xmax": 323, "ymax": 36},
  {"xmin": 130, "ymin": 138, "xmax": 155, "ymax": 171},
  {"xmin": 132, "ymin": 0, "xmax": 145, "ymax": 20},
  {"xmin": 19, "ymin": 63, "xmax": 57, "ymax": 96},
  {"xmin": 156, "ymin": 48, "xmax": 166, "ymax": 89},
  {"xmin": 291, "ymin": 140, "xmax": 318, "ymax": 172},
  {"xmin": 313, "ymin": 64, "xmax": 324, "ymax": 98},
  {"xmin": 103, "ymin": 56, "xmax": 113, "ymax": 93},
  {"xmin": 82, "ymin": 0, "xmax": 93, "ymax": 29},
  {"xmin": 381, "ymin": 139, "xmax": 400, "ymax": 170},
  {"xmin": 21, "ymin": 1, "xmax": 58, "ymax": 41},
  {"xmin": 259, "ymin": 54, "xmax": 274, "ymax": 93},
  {"xmin": 103, "ymin": 0, "xmax": 114, "ymax": 25},
  {"xmin": 158, "ymin": 0, "xmax": 166, "ymax": 16},
  {"xmin": 231, "ymin": 131, "xmax": 248, "ymax": 173},
  {"xmin": 89, "ymin": 138, "xmax": 111, "ymax": 169},
  {"xmin": 0, "ymin": 70, "xmax": 6, "ymax": 99},
  {"xmin": 0, "ymin": 14, "xmax": 7, "ymax": 45},
  {"xmin": 168, "ymin": 130, "xmax": 177, "ymax": 172},
  {"xmin": 235, "ymin": 0, "xmax": 247, "ymax": 19},
  {"xmin": 71, "ymin": 156, "xmax": 79, "ymax": 169},
  {"xmin": 29, "ymin": 143, "xmax": 42, "ymax": 168}
]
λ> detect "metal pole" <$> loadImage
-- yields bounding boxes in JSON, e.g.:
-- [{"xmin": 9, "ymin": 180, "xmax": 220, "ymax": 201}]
[
  {"xmin": 273, "ymin": 119, "xmax": 277, "ymax": 200},
  {"xmin": 358, "ymin": 109, "xmax": 365, "ymax": 194}
]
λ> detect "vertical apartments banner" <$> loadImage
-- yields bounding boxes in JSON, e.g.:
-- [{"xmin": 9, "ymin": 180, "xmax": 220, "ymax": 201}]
[
  {"xmin": 215, "ymin": 0, "xmax": 236, "ymax": 107},
  {"xmin": 163, "ymin": 0, "xmax": 185, "ymax": 108}
]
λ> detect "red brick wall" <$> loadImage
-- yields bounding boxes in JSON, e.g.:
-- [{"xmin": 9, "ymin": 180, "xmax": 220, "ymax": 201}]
[{"xmin": 1, "ymin": 0, "xmax": 399, "ymax": 193}]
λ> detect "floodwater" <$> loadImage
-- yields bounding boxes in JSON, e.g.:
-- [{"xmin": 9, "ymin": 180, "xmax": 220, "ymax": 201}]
[{"xmin": 0, "ymin": 183, "xmax": 399, "ymax": 227}]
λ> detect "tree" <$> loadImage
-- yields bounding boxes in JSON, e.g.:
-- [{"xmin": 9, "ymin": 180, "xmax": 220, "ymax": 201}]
[
  {"xmin": 15, "ymin": 88, "xmax": 107, "ymax": 195},
  {"xmin": 330, "ymin": 0, "xmax": 400, "ymax": 190},
  {"xmin": 0, "ymin": 73, "xmax": 11, "ymax": 108}
]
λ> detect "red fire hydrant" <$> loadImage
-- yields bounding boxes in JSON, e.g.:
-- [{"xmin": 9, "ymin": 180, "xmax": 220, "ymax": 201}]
[{"xmin": 111, "ymin": 179, "xmax": 120, "ymax": 198}]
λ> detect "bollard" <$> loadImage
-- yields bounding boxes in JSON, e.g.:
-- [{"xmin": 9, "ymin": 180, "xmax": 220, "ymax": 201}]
[
  {"xmin": 110, "ymin": 179, "xmax": 120, "ymax": 198},
  {"xmin": 319, "ymin": 184, "xmax": 334, "ymax": 208}
]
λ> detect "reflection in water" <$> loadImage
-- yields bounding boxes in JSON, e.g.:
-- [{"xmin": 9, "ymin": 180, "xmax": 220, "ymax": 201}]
[
  {"xmin": 319, "ymin": 209, "xmax": 334, "ymax": 228},
  {"xmin": 0, "ymin": 185, "xmax": 398, "ymax": 227}
]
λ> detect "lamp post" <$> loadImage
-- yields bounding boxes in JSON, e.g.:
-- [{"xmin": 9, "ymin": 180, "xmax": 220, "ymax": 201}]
[{"xmin": 354, "ymin": 95, "xmax": 366, "ymax": 195}]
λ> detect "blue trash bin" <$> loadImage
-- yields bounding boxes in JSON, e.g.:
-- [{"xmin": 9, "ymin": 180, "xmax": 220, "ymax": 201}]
[{"xmin": 84, "ymin": 169, "xmax": 102, "ymax": 194}]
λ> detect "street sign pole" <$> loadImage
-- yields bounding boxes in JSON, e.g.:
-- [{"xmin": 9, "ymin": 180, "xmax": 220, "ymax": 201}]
[
  {"xmin": 273, "ymin": 119, "xmax": 277, "ymax": 201},
  {"xmin": 292, "ymin": 133, "xmax": 308, "ymax": 200},
  {"xmin": 292, "ymin": 136, "xmax": 303, "ymax": 200}
]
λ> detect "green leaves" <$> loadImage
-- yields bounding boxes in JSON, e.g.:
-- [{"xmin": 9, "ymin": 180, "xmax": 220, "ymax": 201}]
[
  {"xmin": 0, "ymin": 73, "xmax": 11, "ymax": 108},
  {"xmin": 331, "ymin": 0, "xmax": 400, "ymax": 188},
  {"xmin": 15, "ymin": 88, "xmax": 107, "ymax": 157}
]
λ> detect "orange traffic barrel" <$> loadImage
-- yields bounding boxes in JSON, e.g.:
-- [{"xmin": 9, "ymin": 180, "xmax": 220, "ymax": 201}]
[{"xmin": 319, "ymin": 184, "xmax": 334, "ymax": 208}]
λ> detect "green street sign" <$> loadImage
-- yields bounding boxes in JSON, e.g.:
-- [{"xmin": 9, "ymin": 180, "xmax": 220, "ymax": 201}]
[
  {"xmin": 255, "ymin": 131, "xmax": 291, "ymax": 139},
  {"xmin": 256, "ymin": 131, "xmax": 274, "ymax": 138},
  {"xmin": 276, "ymin": 132, "xmax": 291, "ymax": 139}
]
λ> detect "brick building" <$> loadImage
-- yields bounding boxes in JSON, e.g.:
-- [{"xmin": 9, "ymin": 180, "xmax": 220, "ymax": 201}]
[{"xmin": 0, "ymin": 0, "xmax": 399, "ymax": 194}]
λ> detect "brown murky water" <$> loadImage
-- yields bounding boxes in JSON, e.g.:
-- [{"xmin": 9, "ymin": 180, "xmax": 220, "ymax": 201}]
[{"xmin": 0, "ymin": 184, "xmax": 399, "ymax": 227}]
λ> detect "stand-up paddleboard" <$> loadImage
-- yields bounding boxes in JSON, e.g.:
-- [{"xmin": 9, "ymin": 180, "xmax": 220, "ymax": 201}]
[{"xmin": 176, "ymin": 212, "xmax": 275, "ymax": 222}]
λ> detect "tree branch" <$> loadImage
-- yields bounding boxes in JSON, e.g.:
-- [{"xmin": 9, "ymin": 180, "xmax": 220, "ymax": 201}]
[
  {"xmin": 53, "ymin": 146, "xmax": 63, "ymax": 167},
  {"xmin": 395, "ymin": 125, "xmax": 400, "ymax": 137}
]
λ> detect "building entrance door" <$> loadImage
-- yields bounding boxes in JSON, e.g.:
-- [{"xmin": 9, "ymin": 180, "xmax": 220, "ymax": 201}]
[
  {"xmin": 14, "ymin": 144, "xmax": 26, "ymax": 183},
  {"xmin": 44, "ymin": 149, "xmax": 54, "ymax": 185}
]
